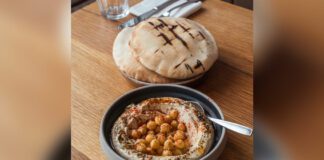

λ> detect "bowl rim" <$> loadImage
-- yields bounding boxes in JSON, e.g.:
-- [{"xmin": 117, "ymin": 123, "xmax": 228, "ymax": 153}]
[{"xmin": 100, "ymin": 84, "xmax": 226, "ymax": 159}]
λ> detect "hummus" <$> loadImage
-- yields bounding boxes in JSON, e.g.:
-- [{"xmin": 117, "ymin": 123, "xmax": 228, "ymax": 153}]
[{"xmin": 111, "ymin": 97, "xmax": 214, "ymax": 160}]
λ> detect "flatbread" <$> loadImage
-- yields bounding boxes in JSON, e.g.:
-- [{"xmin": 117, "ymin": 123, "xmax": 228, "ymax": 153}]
[
  {"xmin": 129, "ymin": 17, "xmax": 218, "ymax": 79},
  {"xmin": 112, "ymin": 27, "xmax": 179, "ymax": 83}
]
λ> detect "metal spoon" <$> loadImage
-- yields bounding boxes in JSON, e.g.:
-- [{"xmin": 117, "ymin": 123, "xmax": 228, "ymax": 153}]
[
  {"xmin": 186, "ymin": 101, "xmax": 253, "ymax": 136},
  {"xmin": 160, "ymin": 0, "xmax": 200, "ymax": 17}
]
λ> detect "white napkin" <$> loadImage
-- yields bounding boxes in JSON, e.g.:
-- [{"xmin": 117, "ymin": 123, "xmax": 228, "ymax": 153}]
[{"xmin": 130, "ymin": 0, "xmax": 202, "ymax": 18}]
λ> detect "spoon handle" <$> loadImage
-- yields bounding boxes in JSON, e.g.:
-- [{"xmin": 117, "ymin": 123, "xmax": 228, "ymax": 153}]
[
  {"xmin": 168, "ymin": 0, "xmax": 197, "ymax": 13},
  {"xmin": 208, "ymin": 117, "xmax": 253, "ymax": 136}
]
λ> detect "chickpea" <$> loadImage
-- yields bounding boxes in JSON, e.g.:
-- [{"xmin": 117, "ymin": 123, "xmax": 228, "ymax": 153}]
[
  {"xmin": 138, "ymin": 125, "xmax": 147, "ymax": 135},
  {"xmin": 147, "ymin": 120, "xmax": 157, "ymax": 130},
  {"xmin": 174, "ymin": 130, "xmax": 185, "ymax": 140},
  {"xmin": 154, "ymin": 115, "xmax": 164, "ymax": 125},
  {"xmin": 163, "ymin": 139, "xmax": 174, "ymax": 150},
  {"xmin": 148, "ymin": 130, "xmax": 155, "ymax": 135},
  {"xmin": 137, "ymin": 139, "xmax": 149, "ymax": 145},
  {"xmin": 164, "ymin": 115, "xmax": 172, "ymax": 123},
  {"xmin": 145, "ymin": 134, "xmax": 156, "ymax": 142},
  {"xmin": 173, "ymin": 149, "xmax": 182, "ymax": 155},
  {"xmin": 171, "ymin": 120, "xmax": 178, "ymax": 129},
  {"xmin": 178, "ymin": 122, "xmax": 186, "ymax": 131},
  {"xmin": 131, "ymin": 130, "xmax": 141, "ymax": 139},
  {"xmin": 174, "ymin": 139, "xmax": 185, "ymax": 149},
  {"xmin": 169, "ymin": 109, "xmax": 179, "ymax": 119},
  {"xmin": 160, "ymin": 123, "xmax": 171, "ymax": 133},
  {"xmin": 136, "ymin": 143, "xmax": 146, "ymax": 152},
  {"xmin": 157, "ymin": 133, "xmax": 166, "ymax": 144},
  {"xmin": 162, "ymin": 150, "xmax": 173, "ymax": 156},
  {"xmin": 150, "ymin": 139, "xmax": 160, "ymax": 150}
]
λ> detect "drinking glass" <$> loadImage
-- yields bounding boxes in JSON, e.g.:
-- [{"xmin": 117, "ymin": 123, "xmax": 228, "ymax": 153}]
[{"xmin": 96, "ymin": 0, "xmax": 129, "ymax": 20}]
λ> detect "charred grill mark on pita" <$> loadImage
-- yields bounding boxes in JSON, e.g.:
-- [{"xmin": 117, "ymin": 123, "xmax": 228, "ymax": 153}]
[
  {"xmin": 176, "ymin": 21, "xmax": 190, "ymax": 31},
  {"xmin": 154, "ymin": 49, "xmax": 159, "ymax": 53},
  {"xmin": 148, "ymin": 21, "xmax": 155, "ymax": 26},
  {"xmin": 160, "ymin": 50, "xmax": 165, "ymax": 55},
  {"xmin": 194, "ymin": 59, "xmax": 205, "ymax": 71},
  {"xmin": 188, "ymin": 32, "xmax": 195, "ymax": 39},
  {"xmin": 148, "ymin": 21, "xmax": 159, "ymax": 30},
  {"xmin": 174, "ymin": 63, "xmax": 181, "ymax": 69},
  {"xmin": 155, "ymin": 23, "xmax": 165, "ymax": 30},
  {"xmin": 185, "ymin": 63, "xmax": 194, "ymax": 73},
  {"xmin": 158, "ymin": 33, "xmax": 173, "ymax": 46},
  {"xmin": 169, "ymin": 25, "xmax": 189, "ymax": 49},
  {"xmin": 157, "ymin": 19, "xmax": 168, "ymax": 27},
  {"xmin": 198, "ymin": 31, "xmax": 206, "ymax": 39},
  {"xmin": 174, "ymin": 58, "xmax": 187, "ymax": 69},
  {"xmin": 149, "ymin": 21, "xmax": 165, "ymax": 30},
  {"xmin": 176, "ymin": 21, "xmax": 195, "ymax": 39}
]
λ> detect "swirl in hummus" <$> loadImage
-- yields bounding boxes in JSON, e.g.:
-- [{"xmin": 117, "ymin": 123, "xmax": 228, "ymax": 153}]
[{"xmin": 111, "ymin": 97, "xmax": 214, "ymax": 159}]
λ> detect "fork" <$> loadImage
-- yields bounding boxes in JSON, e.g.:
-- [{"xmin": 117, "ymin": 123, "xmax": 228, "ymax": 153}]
[{"xmin": 160, "ymin": 0, "xmax": 201, "ymax": 17}]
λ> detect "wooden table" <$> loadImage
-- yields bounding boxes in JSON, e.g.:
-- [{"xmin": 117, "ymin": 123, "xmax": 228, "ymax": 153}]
[{"xmin": 72, "ymin": 0, "xmax": 253, "ymax": 159}]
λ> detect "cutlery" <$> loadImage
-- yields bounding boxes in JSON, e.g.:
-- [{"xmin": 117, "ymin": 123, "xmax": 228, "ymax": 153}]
[
  {"xmin": 187, "ymin": 101, "xmax": 253, "ymax": 136},
  {"xmin": 117, "ymin": 0, "xmax": 179, "ymax": 30},
  {"xmin": 160, "ymin": 0, "xmax": 200, "ymax": 17}
]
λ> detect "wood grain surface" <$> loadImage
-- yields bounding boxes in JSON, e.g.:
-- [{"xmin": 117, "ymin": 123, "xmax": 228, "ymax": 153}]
[{"xmin": 72, "ymin": 1, "xmax": 253, "ymax": 159}]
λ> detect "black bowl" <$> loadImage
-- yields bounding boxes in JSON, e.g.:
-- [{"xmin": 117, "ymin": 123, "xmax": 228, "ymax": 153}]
[{"xmin": 100, "ymin": 84, "xmax": 226, "ymax": 159}]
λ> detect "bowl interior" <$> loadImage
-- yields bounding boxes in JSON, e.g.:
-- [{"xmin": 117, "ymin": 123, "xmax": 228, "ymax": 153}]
[{"xmin": 101, "ymin": 85, "xmax": 225, "ymax": 158}]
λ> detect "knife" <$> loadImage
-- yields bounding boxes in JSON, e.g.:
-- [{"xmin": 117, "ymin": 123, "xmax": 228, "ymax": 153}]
[{"xmin": 117, "ymin": 0, "xmax": 179, "ymax": 30}]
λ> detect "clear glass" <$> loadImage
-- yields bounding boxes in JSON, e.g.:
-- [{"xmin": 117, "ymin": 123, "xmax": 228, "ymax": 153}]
[{"xmin": 96, "ymin": 0, "xmax": 129, "ymax": 20}]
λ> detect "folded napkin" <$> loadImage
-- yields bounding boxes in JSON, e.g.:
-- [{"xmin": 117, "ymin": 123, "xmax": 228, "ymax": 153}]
[{"xmin": 130, "ymin": 0, "xmax": 202, "ymax": 18}]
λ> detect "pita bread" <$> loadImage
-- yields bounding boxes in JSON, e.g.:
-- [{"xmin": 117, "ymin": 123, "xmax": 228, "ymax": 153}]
[
  {"xmin": 112, "ymin": 27, "xmax": 179, "ymax": 83},
  {"xmin": 129, "ymin": 17, "xmax": 218, "ymax": 79}
]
